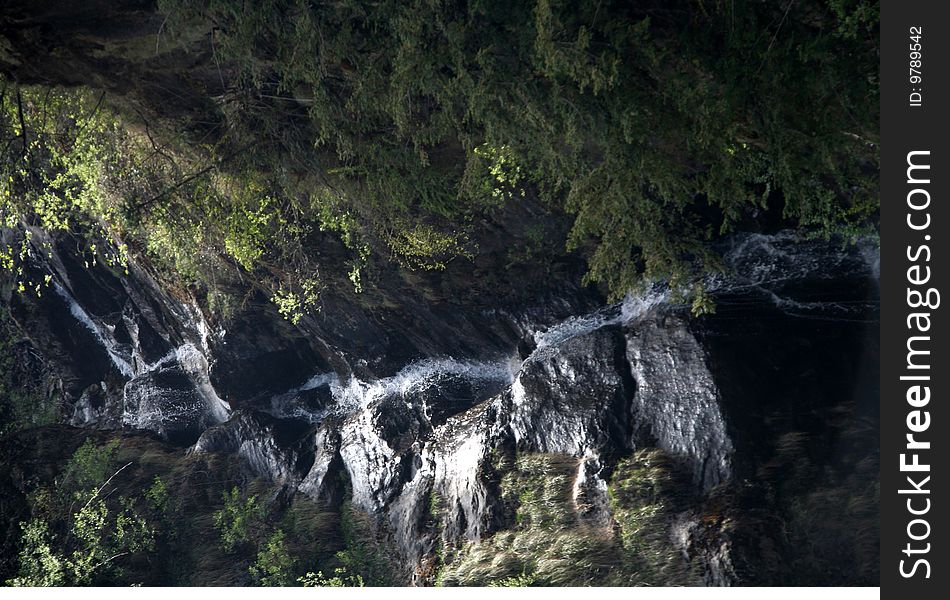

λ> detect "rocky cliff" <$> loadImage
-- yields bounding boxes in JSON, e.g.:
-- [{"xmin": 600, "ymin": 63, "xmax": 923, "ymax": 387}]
[{"xmin": 1, "ymin": 227, "xmax": 880, "ymax": 585}]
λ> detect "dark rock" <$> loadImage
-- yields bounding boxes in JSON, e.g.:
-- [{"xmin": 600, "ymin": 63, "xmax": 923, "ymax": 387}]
[
  {"xmin": 193, "ymin": 410, "xmax": 313, "ymax": 484},
  {"xmin": 2, "ymin": 227, "xmax": 880, "ymax": 585},
  {"xmin": 625, "ymin": 314, "xmax": 733, "ymax": 491},
  {"xmin": 510, "ymin": 325, "xmax": 633, "ymax": 456},
  {"xmin": 123, "ymin": 345, "xmax": 229, "ymax": 445}
]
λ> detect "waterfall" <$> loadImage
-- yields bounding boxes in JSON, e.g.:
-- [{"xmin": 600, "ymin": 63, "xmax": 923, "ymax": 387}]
[
  {"xmin": 34, "ymin": 229, "xmax": 879, "ymax": 583},
  {"xmin": 50, "ymin": 267, "xmax": 230, "ymax": 441},
  {"xmin": 708, "ymin": 231, "xmax": 880, "ymax": 321},
  {"xmin": 268, "ymin": 358, "xmax": 514, "ymax": 424},
  {"xmin": 53, "ymin": 282, "xmax": 135, "ymax": 378},
  {"xmin": 120, "ymin": 343, "xmax": 231, "ymax": 442}
]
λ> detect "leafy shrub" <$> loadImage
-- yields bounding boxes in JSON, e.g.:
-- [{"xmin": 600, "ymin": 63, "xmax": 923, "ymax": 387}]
[
  {"xmin": 6, "ymin": 438, "xmax": 153, "ymax": 586},
  {"xmin": 249, "ymin": 529, "xmax": 297, "ymax": 586},
  {"xmin": 145, "ymin": 476, "xmax": 170, "ymax": 515},
  {"xmin": 213, "ymin": 487, "xmax": 267, "ymax": 552},
  {"xmin": 60, "ymin": 439, "xmax": 120, "ymax": 498},
  {"xmin": 299, "ymin": 567, "xmax": 364, "ymax": 587}
]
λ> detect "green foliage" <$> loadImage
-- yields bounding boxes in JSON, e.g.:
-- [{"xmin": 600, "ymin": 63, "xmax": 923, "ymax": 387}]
[
  {"xmin": 206, "ymin": 289, "xmax": 239, "ymax": 322},
  {"xmin": 145, "ymin": 476, "xmax": 170, "ymax": 515},
  {"xmin": 272, "ymin": 276, "xmax": 321, "ymax": 324},
  {"xmin": 267, "ymin": 494, "xmax": 394, "ymax": 587},
  {"xmin": 0, "ymin": 82, "xmax": 327, "ymax": 320},
  {"xmin": 0, "ymin": 86, "xmax": 134, "ymax": 289},
  {"xmin": 2, "ymin": 433, "xmax": 402, "ymax": 587},
  {"xmin": 60, "ymin": 439, "xmax": 120, "ymax": 498},
  {"xmin": 828, "ymin": 0, "xmax": 880, "ymax": 39},
  {"xmin": 427, "ymin": 488, "xmax": 444, "ymax": 524},
  {"xmin": 69, "ymin": 497, "xmax": 153, "ymax": 581},
  {"xmin": 470, "ymin": 144, "xmax": 526, "ymax": 204},
  {"xmin": 299, "ymin": 567, "xmax": 365, "ymax": 588},
  {"xmin": 607, "ymin": 450, "xmax": 697, "ymax": 585},
  {"xmin": 440, "ymin": 454, "xmax": 615, "ymax": 586},
  {"xmin": 7, "ymin": 498, "xmax": 154, "ymax": 586},
  {"xmin": 249, "ymin": 529, "xmax": 297, "ymax": 586},
  {"xmin": 6, "ymin": 519, "xmax": 65, "ymax": 586},
  {"xmin": 333, "ymin": 503, "xmax": 396, "ymax": 586},
  {"xmin": 152, "ymin": 0, "xmax": 878, "ymax": 300},
  {"xmin": 4, "ymin": 0, "xmax": 878, "ymax": 312},
  {"xmin": 7, "ymin": 498, "xmax": 153, "ymax": 587},
  {"xmin": 221, "ymin": 189, "xmax": 275, "ymax": 271},
  {"xmin": 498, "ymin": 454, "xmax": 576, "ymax": 532},
  {"xmin": 386, "ymin": 222, "xmax": 472, "ymax": 271},
  {"xmin": 487, "ymin": 571, "xmax": 537, "ymax": 587},
  {"xmin": 213, "ymin": 486, "xmax": 267, "ymax": 552},
  {"xmin": 438, "ymin": 451, "xmax": 696, "ymax": 587},
  {"xmin": 0, "ymin": 310, "xmax": 57, "ymax": 435},
  {"xmin": 6, "ymin": 438, "xmax": 154, "ymax": 586},
  {"xmin": 690, "ymin": 284, "xmax": 716, "ymax": 317}
]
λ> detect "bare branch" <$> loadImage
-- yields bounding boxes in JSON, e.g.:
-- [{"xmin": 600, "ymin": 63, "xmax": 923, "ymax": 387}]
[
  {"xmin": 133, "ymin": 143, "xmax": 252, "ymax": 213},
  {"xmin": 82, "ymin": 461, "xmax": 134, "ymax": 511}
]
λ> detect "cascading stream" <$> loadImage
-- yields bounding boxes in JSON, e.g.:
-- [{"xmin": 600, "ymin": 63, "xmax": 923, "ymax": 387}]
[{"xmin": 31, "ymin": 230, "xmax": 879, "ymax": 584}]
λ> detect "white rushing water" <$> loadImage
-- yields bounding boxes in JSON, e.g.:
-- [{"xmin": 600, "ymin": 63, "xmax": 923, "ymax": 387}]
[
  {"xmin": 221, "ymin": 231, "xmax": 879, "ymax": 579},
  {"xmin": 271, "ymin": 282, "xmax": 674, "ymax": 425},
  {"xmin": 53, "ymin": 282, "xmax": 135, "ymax": 378},
  {"xmin": 121, "ymin": 342, "xmax": 231, "ymax": 433},
  {"xmin": 706, "ymin": 231, "xmax": 880, "ymax": 320},
  {"xmin": 53, "ymin": 277, "xmax": 231, "ymax": 437},
  {"xmin": 51, "ymin": 227, "xmax": 877, "ymax": 501},
  {"xmin": 271, "ymin": 358, "xmax": 515, "ymax": 423}
]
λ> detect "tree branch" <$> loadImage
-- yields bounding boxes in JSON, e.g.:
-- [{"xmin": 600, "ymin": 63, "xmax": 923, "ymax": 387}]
[
  {"xmin": 133, "ymin": 143, "xmax": 252, "ymax": 214},
  {"xmin": 82, "ymin": 461, "xmax": 134, "ymax": 511},
  {"xmin": 16, "ymin": 87, "xmax": 28, "ymax": 157}
]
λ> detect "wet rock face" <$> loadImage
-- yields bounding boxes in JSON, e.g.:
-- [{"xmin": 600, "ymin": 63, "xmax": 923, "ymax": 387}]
[
  {"xmin": 326, "ymin": 392, "xmax": 507, "ymax": 582},
  {"xmin": 7, "ymin": 217, "xmax": 597, "ymax": 436},
  {"xmin": 297, "ymin": 425, "xmax": 343, "ymax": 503},
  {"xmin": 4, "ymin": 228, "xmax": 880, "ymax": 585},
  {"xmin": 290, "ymin": 318, "xmax": 732, "ymax": 581},
  {"xmin": 572, "ymin": 453, "xmax": 614, "ymax": 528},
  {"xmin": 339, "ymin": 399, "xmax": 413, "ymax": 514},
  {"xmin": 265, "ymin": 377, "xmax": 336, "ymax": 423},
  {"xmin": 510, "ymin": 325, "xmax": 633, "ymax": 456},
  {"xmin": 426, "ymin": 400, "xmax": 506, "ymax": 544},
  {"xmin": 69, "ymin": 382, "xmax": 123, "ymax": 429},
  {"xmin": 123, "ymin": 344, "xmax": 230, "ymax": 445},
  {"xmin": 209, "ymin": 311, "xmax": 333, "ymax": 407},
  {"xmin": 625, "ymin": 315, "xmax": 733, "ymax": 491},
  {"xmin": 5, "ymin": 230, "xmax": 232, "ymax": 443},
  {"xmin": 193, "ymin": 410, "xmax": 313, "ymax": 484}
]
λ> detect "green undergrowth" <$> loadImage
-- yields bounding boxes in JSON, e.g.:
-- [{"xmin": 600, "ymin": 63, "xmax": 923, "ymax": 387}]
[
  {"xmin": 0, "ymin": 429, "xmax": 396, "ymax": 587},
  {"xmin": 436, "ymin": 450, "xmax": 700, "ymax": 587},
  {"xmin": 0, "ymin": 308, "xmax": 57, "ymax": 437},
  {"xmin": 0, "ymin": 428, "xmax": 880, "ymax": 586}
]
